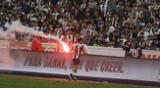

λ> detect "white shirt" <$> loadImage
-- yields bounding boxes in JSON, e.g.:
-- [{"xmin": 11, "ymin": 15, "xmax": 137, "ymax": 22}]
[
  {"xmin": 73, "ymin": 43, "xmax": 88, "ymax": 59},
  {"xmin": 108, "ymin": 26, "xmax": 115, "ymax": 34}
]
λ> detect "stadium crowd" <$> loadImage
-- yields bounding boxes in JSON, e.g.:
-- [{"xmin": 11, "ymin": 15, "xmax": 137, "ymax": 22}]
[{"xmin": 0, "ymin": 0, "xmax": 160, "ymax": 50}]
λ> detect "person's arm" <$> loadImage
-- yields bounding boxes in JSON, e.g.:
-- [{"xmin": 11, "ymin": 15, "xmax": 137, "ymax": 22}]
[
  {"xmin": 69, "ymin": 44, "xmax": 75, "ymax": 53},
  {"xmin": 82, "ymin": 44, "xmax": 88, "ymax": 55}
]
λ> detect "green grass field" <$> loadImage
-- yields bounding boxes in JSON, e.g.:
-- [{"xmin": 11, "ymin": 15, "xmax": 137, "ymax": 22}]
[{"xmin": 0, "ymin": 74, "xmax": 159, "ymax": 88}]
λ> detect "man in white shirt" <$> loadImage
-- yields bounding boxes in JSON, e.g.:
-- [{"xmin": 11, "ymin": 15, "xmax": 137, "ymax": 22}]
[{"xmin": 69, "ymin": 37, "xmax": 88, "ymax": 80}]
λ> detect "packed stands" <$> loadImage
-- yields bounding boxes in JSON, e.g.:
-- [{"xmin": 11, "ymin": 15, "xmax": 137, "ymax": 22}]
[{"xmin": 0, "ymin": 0, "xmax": 160, "ymax": 50}]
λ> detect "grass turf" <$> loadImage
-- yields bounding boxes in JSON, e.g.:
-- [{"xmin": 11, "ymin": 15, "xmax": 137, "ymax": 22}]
[{"xmin": 0, "ymin": 74, "xmax": 159, "ymax": 88}]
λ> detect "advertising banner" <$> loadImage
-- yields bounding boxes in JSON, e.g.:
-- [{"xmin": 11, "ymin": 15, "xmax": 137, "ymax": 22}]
[
  {"xmin": 87, "ymin": 46, "xmax": 125, "ymax": 57},
  {"xmin": 0, "ymin": 40, "xmax": 160, "ymax": 59},
  {"xmin": 9, "ymin": 41, "xmax": 27, "ymax": 49},
  {"xmin": 142, "ymin": 50, "xmax": 160, "ymax": 59},
  {"xmin": 0, "ymin": 40, "xmax": 9, "ymax": 49},
  {"xmin": 26, "ymin": 42, "xmax": 57, "ymax": 52},
  {"xmin": 131, "ymin": 49, "xmax": 160, "ymax": 59},
  {"xmin": 0, "ymin": 49, "xmax": 160, "ymax": 82}
]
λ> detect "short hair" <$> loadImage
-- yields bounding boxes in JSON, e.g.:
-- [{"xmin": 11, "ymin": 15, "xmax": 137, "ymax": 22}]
[{"xmin": 77, "ymin": 38, "xmax": 84, "ymax": 42}]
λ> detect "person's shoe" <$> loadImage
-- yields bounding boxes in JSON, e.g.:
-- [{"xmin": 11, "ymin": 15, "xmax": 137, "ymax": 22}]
[
  {"xmin": 68, "ymin": 73, "xmax": 74, "ymax": 80},
  {"xmin": 73, "ymin": 75, "xmax": 78, "ymax": 80}
]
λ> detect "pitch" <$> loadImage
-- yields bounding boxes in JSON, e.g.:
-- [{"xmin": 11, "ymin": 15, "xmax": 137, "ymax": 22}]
[{"xmin": 0, "ymin": 74, "xmax": 158, "ymax": 88}]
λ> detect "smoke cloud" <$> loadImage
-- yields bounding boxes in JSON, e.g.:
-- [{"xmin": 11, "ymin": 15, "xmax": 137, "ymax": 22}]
[
  {"xmin": 0, "ymin": 49, "xmax": 14, "ymax": 69},
  {"xmin": 5, "ymin": 20, "xmax": 59, "ymax": 40},
  {"xmin": 0, "ymin": 28, "xmax": 7, "ymax": 39},
  {"xmin": 0, "ymin": 20, "xmax": 68, "ymax": 69}
]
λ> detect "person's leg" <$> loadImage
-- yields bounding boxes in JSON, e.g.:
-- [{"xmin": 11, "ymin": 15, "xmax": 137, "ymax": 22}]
[
  {"xmin": 69, "ymin": 59, "xmax": 77, "ymax": 80},
  {"xmin": 69, "ymin": 59, "xmax": 79, "ymax": 80},
  {"xmin": 72, "ymin": 63, "xmax": 78, "ymax": 73},
  {"xmin": 68, "ymin": 60, "xmax": 74, "ymax": 80},
  {"xmin": 72, "ymin": 63, "xmax": 78, "ymax": 80}
]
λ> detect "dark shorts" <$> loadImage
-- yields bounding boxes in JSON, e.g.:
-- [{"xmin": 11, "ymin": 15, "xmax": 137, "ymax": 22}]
[{"xmin": 72, "ymin": 59, "xmax": 80, "ymax": 65}]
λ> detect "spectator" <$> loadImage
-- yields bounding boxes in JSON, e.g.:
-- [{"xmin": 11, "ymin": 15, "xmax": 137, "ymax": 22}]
[{"xmin": 0, "ymin": 0, "xmax": 159, "ymax": 51}]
